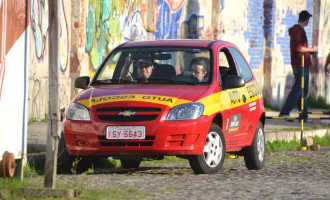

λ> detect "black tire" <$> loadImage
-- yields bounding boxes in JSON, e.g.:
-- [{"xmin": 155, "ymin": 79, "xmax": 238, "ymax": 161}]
[
  {"xmin": 243, "ymin": 121, "xmax": 265, "ymax": 170},
  {"xmin": 189, "ymin": 123, "xmax": 226, "ymax": 174},
  {"xmin": 57, "ymin": 132, "xmax": 74, "ymax": 174},
  {"xmin": 120, "ymin": 159, "xmax": 141, "ymax": 169},
  {"xmin": 57, "ymin": 132, "xmax": 94, "ymax": 174}
]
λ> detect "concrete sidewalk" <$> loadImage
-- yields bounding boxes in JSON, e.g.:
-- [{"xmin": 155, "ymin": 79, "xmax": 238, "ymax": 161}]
[{"xmin": 27, "ymin": 109, "xmax": 330, "ymax": 148}]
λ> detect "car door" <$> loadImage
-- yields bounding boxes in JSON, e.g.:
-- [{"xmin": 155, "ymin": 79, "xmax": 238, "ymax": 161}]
[
  {"xmin": 218, "ymin": 47, "xmax": 247, "ymax": 148},
  {"xmin": 228, "ymin": 47, "xmax": 259, "ymax": 144}
]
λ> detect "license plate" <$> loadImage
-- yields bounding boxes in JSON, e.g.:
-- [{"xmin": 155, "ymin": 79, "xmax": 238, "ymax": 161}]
[{"xmin": 106, "ymin": 126, "xmax": 145, "ymax": 140}]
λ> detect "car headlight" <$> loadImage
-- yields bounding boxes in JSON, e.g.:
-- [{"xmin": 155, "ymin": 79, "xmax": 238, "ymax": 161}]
[
  {"xmin": 166, "ymin": 103, "xmax": 204, "ymax": 121},
  {"xmin": 67, "ymin": 103, "xmax": 91, "ymax": 121}
]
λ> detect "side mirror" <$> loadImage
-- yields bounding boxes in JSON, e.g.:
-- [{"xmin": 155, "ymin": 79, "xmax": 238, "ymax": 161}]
[
  {"xmin": 74, "ymin": 76, "xmax": 90, "ymax": 89},
  {"xmin": 222, "ymin": 75, "xmax": 245, "ymax": 89}
]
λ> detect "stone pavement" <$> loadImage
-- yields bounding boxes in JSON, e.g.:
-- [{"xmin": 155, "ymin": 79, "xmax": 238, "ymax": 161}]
[
  {"xmin": 27, "ymin": 109, "xmax": 330, "ymax": 148},
  {"xmin": 27, "ymin": 147, "xmax": 330, "ymax": 199}
]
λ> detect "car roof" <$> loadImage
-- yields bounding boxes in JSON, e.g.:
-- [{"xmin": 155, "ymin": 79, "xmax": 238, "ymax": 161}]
[{"xmin": 121, "ymin": 39, "xmax": 236, "ymax": 49}]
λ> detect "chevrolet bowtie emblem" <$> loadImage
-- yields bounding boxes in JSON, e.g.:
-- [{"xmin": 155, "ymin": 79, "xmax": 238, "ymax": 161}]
[{"xmin": 118, "ymin": 111, "xmax": 136, "ymax": 117}]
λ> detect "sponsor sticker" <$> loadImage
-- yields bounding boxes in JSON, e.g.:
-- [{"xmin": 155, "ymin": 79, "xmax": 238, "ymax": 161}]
[{"xmin": 228, "ymin": 114, "xmax": 241, "ymax": 133}]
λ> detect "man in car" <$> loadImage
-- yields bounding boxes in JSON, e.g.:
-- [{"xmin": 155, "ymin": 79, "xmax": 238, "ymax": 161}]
[
  {"xmin": 121, "ymin": 56, "xmax": 154, "ymax": 83},
  {"xmin": 190, "ymin": 57, "xmax": 209, "ymax": 82}
]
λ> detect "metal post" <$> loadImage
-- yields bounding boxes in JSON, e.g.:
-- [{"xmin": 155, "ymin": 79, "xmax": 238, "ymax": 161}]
[{"xmin": 300, "ymin": 55, "xmax": 304, "ymax": 145}]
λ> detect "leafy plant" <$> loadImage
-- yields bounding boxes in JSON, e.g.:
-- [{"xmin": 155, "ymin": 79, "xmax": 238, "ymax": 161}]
[
  {"xmin": 28, "ymin": 117, "xmax": 38, "ymax": 123},
  {"xmin": 23, "ymin": 163, "xmax": 39, "ymax": 178}
]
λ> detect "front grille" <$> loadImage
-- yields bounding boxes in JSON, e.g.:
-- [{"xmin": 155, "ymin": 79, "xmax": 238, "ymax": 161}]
[
  {"xmin": 96, "ymin": 107, "xmax": 161, "ymax": 112},
  {"xmin": 96, "ymin": 107, "xmax": 161, "ymax": 122},
  {"xmin": 97, "ymin": 115, "xmax": 158, "ymax": 122},
  {"xmin": 98, "ymin": 136, "xmax": 155, "ymax": 147}
]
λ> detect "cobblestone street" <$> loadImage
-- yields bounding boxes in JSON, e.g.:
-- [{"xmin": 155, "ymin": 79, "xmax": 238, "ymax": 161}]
[{"xmin": 29, "ymin": 148, "xmax": 330, "ymax": 199}]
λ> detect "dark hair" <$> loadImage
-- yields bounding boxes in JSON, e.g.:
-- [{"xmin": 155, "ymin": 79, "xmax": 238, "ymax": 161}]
[
  {"xmin": 190, "ymin": 57, "xmax": 209, "ymax": 74},
  {"xmin": 298, "ymin": 10, "xmax": 312, "ymax": 22}
]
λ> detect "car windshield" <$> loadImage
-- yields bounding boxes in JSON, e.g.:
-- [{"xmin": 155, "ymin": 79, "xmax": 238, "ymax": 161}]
[{"xmin": 93, "ymin": 47, "xmax": 212, "ymax": 85}]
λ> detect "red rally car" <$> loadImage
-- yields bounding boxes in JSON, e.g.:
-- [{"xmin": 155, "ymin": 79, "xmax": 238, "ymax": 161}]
[{"xmin": 58, "ymin": 40, "xmax": 266, "ymax": 174}]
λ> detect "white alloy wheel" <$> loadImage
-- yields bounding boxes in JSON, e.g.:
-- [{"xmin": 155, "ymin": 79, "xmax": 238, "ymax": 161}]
[
  {"xmin": 203, "ymin": 131, "xmax": 223, "ymax": 167},
  {"xmin": 257, "ymin": 127, "xmax": 265, "ymax": 162},
  {"xmin": 188, "ymin": 123, "xmax": 225, "ymax": 174}
]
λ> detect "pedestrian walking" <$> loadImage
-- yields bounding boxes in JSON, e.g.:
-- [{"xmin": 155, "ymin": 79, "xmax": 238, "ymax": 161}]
[{"xmin": 279, "ymin": 10, "xmax": 318, "ymax": 122}]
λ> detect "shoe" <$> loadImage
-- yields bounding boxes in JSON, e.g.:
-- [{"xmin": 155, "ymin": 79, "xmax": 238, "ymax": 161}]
[
  {"xmin": 304, "ymin": 119, "xmax": 313, "ymax": 123},
  {"xmin": 278, "ymin": 114, "xmax": 294, "ymax": 122}
]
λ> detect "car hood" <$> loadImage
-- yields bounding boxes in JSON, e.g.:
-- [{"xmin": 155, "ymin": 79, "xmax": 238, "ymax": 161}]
[{"xmin": 75, "ymin": 84, "xmax": 210, "ymax": 110}]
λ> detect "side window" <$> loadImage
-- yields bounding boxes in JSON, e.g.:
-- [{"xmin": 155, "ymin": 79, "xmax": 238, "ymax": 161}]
[
  {"xmin": 229, "ymin": 47, "xmax": 253, "ymax": 82},
  {"xmin": 218, "ymin": 48, "xmax": 237, "ymax": 86}
]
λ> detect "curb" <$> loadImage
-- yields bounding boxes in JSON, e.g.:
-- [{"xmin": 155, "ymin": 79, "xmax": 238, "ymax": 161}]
[{"xmin": 265, "ymin": 128, "xmax": 329, "ymax": 142}]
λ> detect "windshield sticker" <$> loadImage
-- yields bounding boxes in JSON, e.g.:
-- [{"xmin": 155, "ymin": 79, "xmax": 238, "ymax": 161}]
[{"xmin": 228, "ymin": 114, "xmax": 241, "ymax": 133}]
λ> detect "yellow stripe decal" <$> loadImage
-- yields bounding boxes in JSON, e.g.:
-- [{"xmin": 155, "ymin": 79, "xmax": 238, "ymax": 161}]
[
  {"xmin": 198, "ymin": 82, "xmax": 263, "ymax": 116},
  {"xmin": 77, "ymin": 94, "xmax": 191, "ymax": 108}
]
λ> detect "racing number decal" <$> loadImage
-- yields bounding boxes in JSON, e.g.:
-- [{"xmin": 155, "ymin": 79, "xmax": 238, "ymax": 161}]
[{"xmin": 228, "ymin": 114, "xmax": 241, "ymax": 133}]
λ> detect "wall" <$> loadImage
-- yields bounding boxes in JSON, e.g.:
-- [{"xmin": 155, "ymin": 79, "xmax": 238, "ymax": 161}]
[
  {"xmin": 28, "ymin": 0, "xmax": 71, "ymax": 120},
  {"xmin": 27, "ymin": 0, "xmax": 330, "ymax": 120},
  {"xmin": 264, "ymin": 0, "xmax": 313, "ymax": 108},
  {"xmin": 80, "ymin": 0, "xmax": 265, "ymax": 76}
]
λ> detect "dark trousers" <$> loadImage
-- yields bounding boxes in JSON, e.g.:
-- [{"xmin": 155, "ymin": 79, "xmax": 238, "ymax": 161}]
[{"xmin": 280, "ymin": 66, "xmax": 309, "ymax": 118}]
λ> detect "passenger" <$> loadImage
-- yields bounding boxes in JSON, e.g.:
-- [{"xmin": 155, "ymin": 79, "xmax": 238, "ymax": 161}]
[
  {"xmin": 190, "ymin": 57, "xmax": 209, "ymax": 82},
  {"xmin": 121, "ymin": 56, "xmax": 154, "ymax": 83}
]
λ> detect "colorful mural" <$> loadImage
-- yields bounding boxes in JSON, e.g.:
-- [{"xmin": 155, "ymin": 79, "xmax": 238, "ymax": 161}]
[
  {"xmin": 59, "ymin": 0, "xmax": 69, "ymax": 73},
  {"xmin": 30, "ymin": 0, "xmax": 48, "ymax": 60},
  {"xmin": 154, "ymin": 0, "xmax": 183, "ymax": 39},
  {"xmin": 86, "ymin": 0, "xmax": 120, "ymax": 74},
  {"xmin": 85, "ymin": 0, "xmax": 186, "ymax": 75},
  {"xmin": 181, "ymin": 14, "xmax": 205, "ymax": 39},
  {"xmin": 119, "ymin": 0, "xmax": 143, "ymax": 42},
  {"xmin": 30, "ymin": 0, "xmax": 69, "ymax": 73},
  {"xmin": 86, "ymin": 0, "xmax": 148, "ymax": 74}
]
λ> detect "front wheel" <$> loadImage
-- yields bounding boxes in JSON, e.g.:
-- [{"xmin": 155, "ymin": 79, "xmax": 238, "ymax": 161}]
[
  {"xmin": 243, "ymin": 121, "xmax": 265, "ymax": 170},
  {"xmin": 189, "ymin": 123, "xmax": 226, "ymax": 174},
  {"xmin": 57, "ymin": 132, "xmax": 95, "ymax": 174}
]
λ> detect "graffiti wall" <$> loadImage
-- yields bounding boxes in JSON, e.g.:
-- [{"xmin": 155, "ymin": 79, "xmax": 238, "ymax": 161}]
[
  {"xmin": 84, "ymin": 0, "xmax": 265, "ymax": 76},
  {"xmin": 28, "ymin": 0, "xmax": 71, "ymax": 120},
  {"xmin": 0, "ymin": 0, "xmax": 28, "ymax": 160},
  {"xmin": 25, "ymin": 0, "xmax": 330, "ymax": 118},
  {"xmin": 85, "ymin": 0, "xmax": 152, "ymax": 75}
]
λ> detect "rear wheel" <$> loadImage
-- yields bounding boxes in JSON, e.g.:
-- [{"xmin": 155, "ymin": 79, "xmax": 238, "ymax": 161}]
[
  {"xmin": 243, "ymin": 121, "xmax": 265, "ymax": 170},
  {"xmin": 120, "ymin": 159, "xmax": 141, "ymax": 169},
  {"xmin": 189, "ymin": 123, "xmax": 225, "ymax": 174}
]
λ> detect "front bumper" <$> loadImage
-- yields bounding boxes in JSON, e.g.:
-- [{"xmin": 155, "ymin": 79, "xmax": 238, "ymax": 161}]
[{"xmin": 63, "ymin": 116, "xmax": 212, "ymax": 156}]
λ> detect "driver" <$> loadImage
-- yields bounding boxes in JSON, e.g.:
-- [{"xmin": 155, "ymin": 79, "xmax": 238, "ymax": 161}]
[
  {"xmin": 121, "ymin": 56, "xmax": 154, "ymax": 83},
  {"xmin": 190, "ymin": 57, "xmax": 208, "ymax": 82}
]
